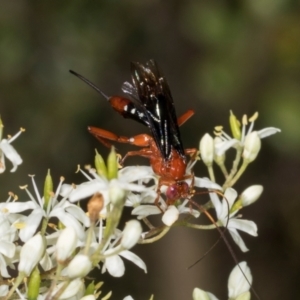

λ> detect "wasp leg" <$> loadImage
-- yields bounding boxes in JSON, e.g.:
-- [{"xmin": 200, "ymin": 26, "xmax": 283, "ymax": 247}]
[
  {"xmin": 177, "ymin": 109, "xmax": 194, "ymax": 126},
  {"xmin": 88, "ymin": 126, "xmax": 153, "ymax": 147}
]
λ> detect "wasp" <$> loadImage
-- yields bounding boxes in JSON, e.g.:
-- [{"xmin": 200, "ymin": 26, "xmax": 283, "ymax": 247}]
[{"xmin": 70, "ymin": 60, "xmax": 197, "ymax": 204}]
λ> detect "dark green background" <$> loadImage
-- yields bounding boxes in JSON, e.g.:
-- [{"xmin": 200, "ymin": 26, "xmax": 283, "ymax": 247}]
[{"xmin": 0, "ymin": 1, "xmax": 299, "ymax": 299}]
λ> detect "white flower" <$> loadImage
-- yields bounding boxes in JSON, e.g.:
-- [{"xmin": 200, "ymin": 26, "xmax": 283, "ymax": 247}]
[
  {"xmin": 67, "ymin": 254, "xmax": 92, "ymax": 279},
  {"xmin": 102, "ymin": 249, "xmax": 147, "ymax": 277},
  {"xmin": 209, "ymin": 188, "xmax": 258, "ymax": 252},
  {"xmin": 0, "ymin": 124, "xmax": 24, "ymax": 173},
  {"xmin": 18, "ymin": 233, "xmax": 46, "ymax": 276},
  {"xmin": 60, "ymin": 166, "xmax": 156, "ymax": 207},
  {"xmin": 121, "ymin": 220, "xmax": 142, "ymax": 249},
  {"xmin": 2, "ymin": 176, "xmax": 89, "ymax": 242},
  {"xmin": 56, "ymin": 227, "xmax": 78, "ymax": 263},
  {"xmin": 0, "ymin": 215, "xmax": 17, "ymax": 277},
  {"xmin": 228, "ymin": 261, "xmax": 252, "ymax": 299},
  {"xmin": 214, "ymin": 112, "xmax": 280, "ymax": 157},
  {"xmin": 84, "ymin": 214, "xmax": 147, "ymax": 278}
]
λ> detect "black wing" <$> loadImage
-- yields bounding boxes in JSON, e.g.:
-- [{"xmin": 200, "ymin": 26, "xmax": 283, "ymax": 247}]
[{"xmin": 126, "ymin": 59, "xmax": 185, "ymax": 160}]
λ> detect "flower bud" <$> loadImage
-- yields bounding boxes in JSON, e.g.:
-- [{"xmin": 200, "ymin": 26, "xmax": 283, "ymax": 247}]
[
  {"xmin": 18, "ymin": 233, "xmax": 46, "ymax": 276},
  {"xmin": 199, "ymin": 133, "xmax": 214, "ymax": 167},
  {"xmin": 229, "ymin": 110, "xmax": 241, "ymax": 140},
  {"xmin": 67, "ymin": 254, "xmax": 92, "ymax": 279},
  {"xmin": 27, "ymin": 267, "xmax": 41, "ymax": 300},
  {"xmin": 43, "ymin": 169, "xmax": 53, "ymax": 209},
  {"xmin": 240, "ymin": 185, "xmax": 263, "ymax": 207},
  {"xmin": 107, "ymin": 146, "xmax": 118, "ymax": 180},
  {"xmin": 51, "ymin": 278, "xmax": 84, "ymax": 299},
  {"xmin": 121, "ymin": 220, "xmax": 142, "ymax": 249},
  {"xmin": 213, "ymin": 136, "xmax": 225, "ymax": 165},
  {"xmin": 56, "ymin": 227, "xmax": 78, "ymax": 263},
  {"xmin": 243, "ymin": 131, "xmax": 261, "ymax": 163},
  {"xmin": 162, "ymin": 205, "xmax": 179, "ymax": 226},
  {"xmin": 95, "ymin": 149, "xmax": 108, "ymax": 178},
  {"xmin": 84, "ymin": 281, "xmax": 96, "ymax": 297}
]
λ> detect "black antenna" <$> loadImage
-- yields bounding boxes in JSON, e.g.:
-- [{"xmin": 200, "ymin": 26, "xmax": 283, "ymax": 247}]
[{"xmin": 69, "ymin": 70, "xmax": 109, "ymax": 100}]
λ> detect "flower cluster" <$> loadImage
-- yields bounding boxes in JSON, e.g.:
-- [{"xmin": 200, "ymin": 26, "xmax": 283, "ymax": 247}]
[{"xmin": 0, "ymin": 112, "xmax": 280, "ymax": 299}]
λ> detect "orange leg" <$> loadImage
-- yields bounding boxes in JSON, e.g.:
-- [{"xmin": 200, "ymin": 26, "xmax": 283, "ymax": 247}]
[
  {"xmin": 88, "ymin": 126, "xmax": 153, "ymax": 148},
  {"xmin": 184, "ymin": 148, "xmax": 199, "ymax": 160},
  {"xmin": 177, "ymin": 109, "xmax": 194, "ymax": 126}
]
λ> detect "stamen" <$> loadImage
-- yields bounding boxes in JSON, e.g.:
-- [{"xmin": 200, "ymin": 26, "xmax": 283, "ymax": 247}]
[
  {"xmin": 249, "ymin": 112, "xmax": 259, "ymax": 123},
  {"xmin": 29, "ymin": 175, "xmax": 43, "ymax": 208},
  {"xmin": 78, "ymin": 165, "xmax": 94, "ymax": 180},
  {"xmin": 19, "ymin": 184, "xmax": 38, "ymax": 205},
  {"xmin": 76, "ymin": 165, "xmax": 81, "ymax": 173},
  {"xmin": 242, "ymin": 115, "xmax": 248, "ymax": 126},
  {"xmin": 214, "ymin": 125, "xmax": 223, "ymax": 132},
  {"xmin": 213, "ymin": 130, "xmax": 222, "ymax": 137},
  {"xmin": 7, "ymin": 127, "xmax": 25, "ymax": 143}
]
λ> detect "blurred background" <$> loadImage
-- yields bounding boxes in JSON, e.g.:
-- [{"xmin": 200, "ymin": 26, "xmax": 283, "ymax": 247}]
[{"xmin": 0, "ymin": 1, "xmax": 299, "ymax": 299}]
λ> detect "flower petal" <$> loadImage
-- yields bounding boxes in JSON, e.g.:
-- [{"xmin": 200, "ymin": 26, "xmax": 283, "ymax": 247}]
[
  {"xmin": 105, "ymin": 255, "xmax": 125, "ymax": 277},
  {"xmin": 0, "ymin": 284, "xmax": 9, "ymax": 297},
  {"xmin": 228, "ymin": 219, "xmax": 258, "ymax": 237},
  {"xmin": 219, "ymin": 188, "xmax": 237, "ymax": 220},
  {"xmin": 119, "ymin": 250, "xmax": 147, "ymax": 273},
  {"xmin": 0, "ymin": 201, "xmax": 37, "ymax": 214},
  {"xmin": 228, "ymin": 261, "xmax": 252, "ymax": 298},
  {"xmin": 119, "ymin": 166, "xmax": 155, "ymax": 182},
  {"xmin": 0, "ymin": 151, "xmax": 5, "ymax": 173},
  {"xmin": 162, "ymin": 205, "xmax": 179, "ymax": 226},
  {"xmin": 215, "ymin": 138, "xmax": 239, "ymax": 156},
  {"xmin": 209, "ymin": 192, "xmax": 222, "ymax": 219},
  {"xmin": 0, "ymin": 139, "xmax": 22, "ymax": 172},
  {"xmin": 0, "ymin": 254, "xmax": 11, "ymax": 277},
  {"xmin": 192, "ymin": 287, "xmax": 219, "ymax": 300},
  {"xmin": 193, "ymin": 177, "xmax": 222, "ymax": 190},
  {"xmin": 50, "ymin": 210, "xmax": 86, "ymax": 241},
  {"xmin": 228, "ymin": 228, "xmax": 249, "ymax": 252},
  {"xmin": 60, "ymin": 180, "xmax": 107, "ymax": 202},
  {"xmin": 19, "ymin": 209, "xmax": 44, "ymax": 242},
  {"xmin": 257, "ymin": 127, "xmax": 281, "ymax": 139},
  {"xmin": 132, "ymin": 205, "xmax": 161, "ymax": 218},
  {"xmin": 0, "ymin": 241, "xmax": 16, "ymax": 258}
]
